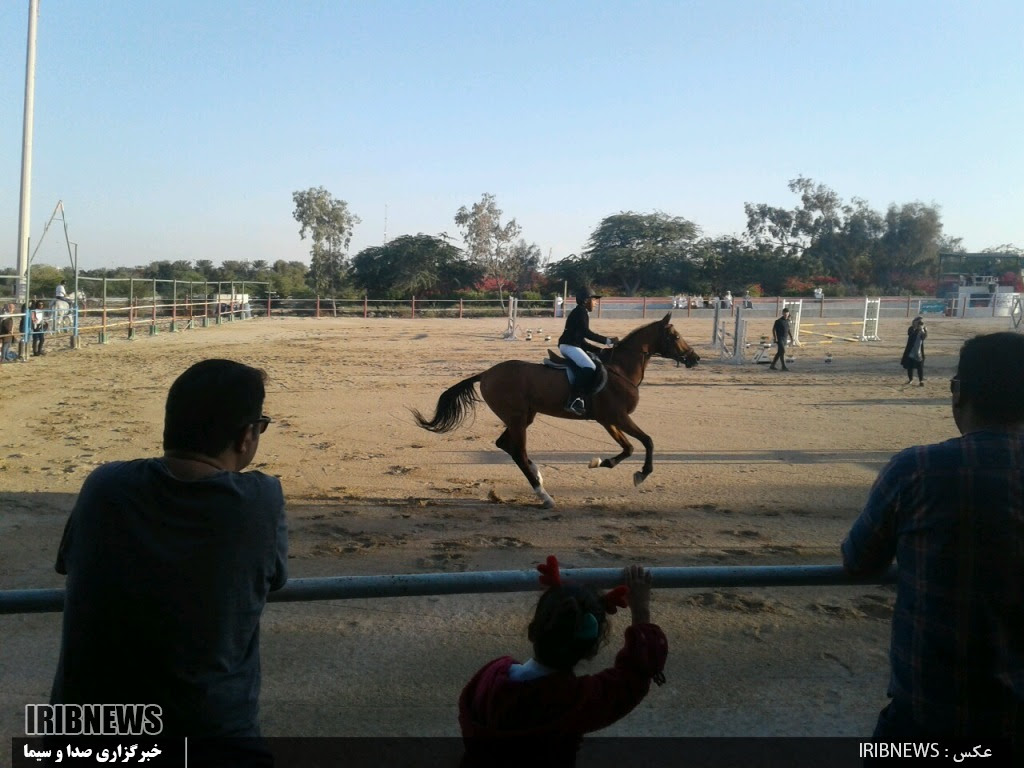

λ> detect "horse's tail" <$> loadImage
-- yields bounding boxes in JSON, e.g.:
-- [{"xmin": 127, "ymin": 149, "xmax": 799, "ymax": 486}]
[{"xmin": 412, "ymin": 374, "xmax": 482, "ymax": 433}]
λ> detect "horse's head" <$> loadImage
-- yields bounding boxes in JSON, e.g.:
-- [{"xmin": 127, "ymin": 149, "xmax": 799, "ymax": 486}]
[{"xmin": 656, "ymin": 314, "xmax": 700, "ymax": 368}]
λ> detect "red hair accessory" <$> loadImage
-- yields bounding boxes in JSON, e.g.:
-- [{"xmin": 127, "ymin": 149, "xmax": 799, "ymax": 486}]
[
  {"xmin": 602, "ymin": 585, "xmax": 630, "ymax": 614},
  {"xmin": 537, "ymin": 555, "xmax": 562, "ymax": 587}
]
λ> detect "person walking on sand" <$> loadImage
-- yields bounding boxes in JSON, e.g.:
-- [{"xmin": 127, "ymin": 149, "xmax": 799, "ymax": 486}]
[
  {"xmin": 459, "ymin": 556, "xmax": 667, "ymax": 767},
  {"xmin": 770, "ymin": 308, "xmax": 793, "ymax": 371},
  {"xmin": 900, "ymin": 316, "xmax": 927, "ymax": 386}
]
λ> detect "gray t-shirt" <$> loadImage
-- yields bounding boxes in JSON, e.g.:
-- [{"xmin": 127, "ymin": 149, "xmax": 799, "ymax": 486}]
[{"xmin": 51, "ymin": 458, "xmax": 288, "ymax": 737}]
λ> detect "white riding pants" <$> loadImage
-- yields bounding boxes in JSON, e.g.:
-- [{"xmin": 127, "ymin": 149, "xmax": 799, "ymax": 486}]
[{"xmin": 558, "ymin": 344, "xmax": 596, "ymax": 370}]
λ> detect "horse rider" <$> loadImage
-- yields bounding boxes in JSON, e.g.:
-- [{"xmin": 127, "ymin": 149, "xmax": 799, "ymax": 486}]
[
  {"xmin": 55, "ymin": 280, "xmax": 72, "ymax": 308},
  {"xmin": 558, "ymin": 286, "xmax": 618, "ymax": 416}
]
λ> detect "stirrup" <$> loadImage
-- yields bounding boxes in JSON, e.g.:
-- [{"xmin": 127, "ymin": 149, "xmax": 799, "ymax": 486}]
[{"xmin": 565, "ymin": 397, "xmax": 586, "ymax": 416}]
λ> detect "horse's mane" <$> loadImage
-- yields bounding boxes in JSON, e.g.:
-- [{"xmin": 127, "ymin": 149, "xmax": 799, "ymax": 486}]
[
  {"xmin": 617, "ymin": 318, "xmax": 665, "ymax": 347},
  {"xmin": 598, "ymin": 318, "xmax": 669, "ymax": 364}
]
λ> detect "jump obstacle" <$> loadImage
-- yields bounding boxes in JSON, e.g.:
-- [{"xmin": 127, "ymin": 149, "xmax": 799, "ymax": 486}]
[
  {"xmin": 502, "ymin": 297, "xmax": 519, "ymax": 340},
  {"xmin": 787, "ymin": 298, "xmax": 881, "ymax": 345},
  {"xmin": 712, "ymin": 299, "xmax": 882, "ymax": 365},
  {"xmin": 711, "ymin": 303, "xmax": 748, "ymax": 364}
]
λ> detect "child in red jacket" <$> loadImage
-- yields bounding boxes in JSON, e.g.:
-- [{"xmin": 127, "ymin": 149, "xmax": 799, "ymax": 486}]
[{"xmin": 458, "ymin": 557, "xmax": 668, "ymax": 767}]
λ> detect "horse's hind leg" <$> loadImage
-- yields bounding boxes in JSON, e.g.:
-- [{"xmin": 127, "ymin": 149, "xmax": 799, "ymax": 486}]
[{"xmin": 496, "ymin": 425, "xmax": 554, "ymax": 509}]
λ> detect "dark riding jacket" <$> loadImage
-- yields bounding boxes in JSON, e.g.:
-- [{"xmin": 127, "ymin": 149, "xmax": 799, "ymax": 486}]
[
  {"xmin": 558, "ymin": 304, "xmax": 609, "ymax": 353},
  {"xmin": 772, "ymin": 316, "xmax": 792, "ymax": 346}
]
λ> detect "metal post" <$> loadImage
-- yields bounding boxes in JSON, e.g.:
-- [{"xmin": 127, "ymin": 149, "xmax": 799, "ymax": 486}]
[
  {"xmin": 127, "ymin": 279, "xmax": 136, "ymax": 340},
  {"xmin": 70, "ymin": 242, "xmax": 80, "ymax": 348},
  {"xmin": 150, "ymin": 278, "xmax": 157, "ymax": 335},
  {"xmin": 14, "ymin": 0, "xmax": 40, "ymax": 308},
  {"xmin": 99, "ymin": 278, "xmax": 108, "ymax": 343}
]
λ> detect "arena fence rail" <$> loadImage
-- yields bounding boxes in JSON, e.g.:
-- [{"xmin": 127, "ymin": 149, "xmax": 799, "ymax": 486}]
[{"xmin": 0, "ymin": 564, "xmax": 896, "ymax": 615}]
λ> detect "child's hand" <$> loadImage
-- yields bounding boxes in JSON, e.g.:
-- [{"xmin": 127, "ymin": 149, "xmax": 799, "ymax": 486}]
[{"xmin": 623, "ymin": 565, "xmax": 652, "ymax": 625}]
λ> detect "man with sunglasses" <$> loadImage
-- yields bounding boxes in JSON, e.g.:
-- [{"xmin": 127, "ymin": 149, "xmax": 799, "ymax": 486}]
[
  {"xmin": 51, "ymin": 359, "xmax": 288, "ymax": 759},
  {"xmin": 842, "ymin": 332, "xmax": 1024, "ymax": 756}
]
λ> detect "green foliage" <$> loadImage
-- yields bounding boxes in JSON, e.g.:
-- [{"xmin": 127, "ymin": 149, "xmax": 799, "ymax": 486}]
[
  {"xmin": 27, "ymin": 264, "xmax": 65, "ymax": 299},
  {"xmin": 583, "ymin": 211, "xmax": 699, "ymax": 295},
  {"xmin": 745, "ymin": 177, "xmax": 944, "ymax": 293},
  {"xmin": 544, "ymin": 253, "xmax": 593, "ymax": 291},
  {"xmin": 454, "ymin": 193, "xmax": 524, "ymax": 304},
  {"xmin": 292, "ymin": 186, "xmax": 360, "ymax": 295},
  {"xmin": 350, "ymin": 234, "xmax": 482, "ymax": 297}
]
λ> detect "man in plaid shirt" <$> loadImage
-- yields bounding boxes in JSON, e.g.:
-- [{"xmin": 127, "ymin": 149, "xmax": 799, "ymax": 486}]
[{"xmin": 842, "ymin": 331, "xmax": 1023, "ymax": 752}]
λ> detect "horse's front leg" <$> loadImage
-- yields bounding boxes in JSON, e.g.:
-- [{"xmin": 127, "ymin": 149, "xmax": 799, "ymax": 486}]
[
  {"xmin": 592, "ymin": 417, "xmax": 654, "ymax": 487},
  {"xmin": 589, "ymin": 423, "xmax": 633, "ymax": 471}
]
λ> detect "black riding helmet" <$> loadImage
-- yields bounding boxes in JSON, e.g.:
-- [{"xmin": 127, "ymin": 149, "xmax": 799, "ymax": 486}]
[{"xmin": 575, "ymin": 286, "xmax": 602, "ymax": 303}]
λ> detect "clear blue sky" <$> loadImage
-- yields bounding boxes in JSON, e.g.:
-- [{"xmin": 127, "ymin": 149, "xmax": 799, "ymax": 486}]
[{"xmin": 2, "ymin": 0, "xmax": 1022, "ymax": 272}]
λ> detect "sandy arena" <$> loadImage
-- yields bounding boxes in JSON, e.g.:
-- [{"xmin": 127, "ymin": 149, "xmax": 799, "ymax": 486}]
[{"xmin": 0, "ymin": 311, "xmax": 1011, "ymax": 746}]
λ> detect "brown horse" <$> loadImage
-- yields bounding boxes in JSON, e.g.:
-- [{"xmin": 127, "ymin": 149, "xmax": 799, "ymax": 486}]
[{"xmin": 412, "ymin": 313, "xmax": 700, "ymax": 507}]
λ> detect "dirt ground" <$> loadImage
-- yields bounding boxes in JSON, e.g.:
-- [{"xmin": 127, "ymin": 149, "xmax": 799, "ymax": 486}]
[{"xmin": 0, "ymin": 311, "xmax": 1011, "ymax": 748}]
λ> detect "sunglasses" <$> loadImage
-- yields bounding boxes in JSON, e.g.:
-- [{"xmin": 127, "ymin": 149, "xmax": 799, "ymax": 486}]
[{"xmin": 252, "ymin": 415, "xmax": 273, "ymax": 434}]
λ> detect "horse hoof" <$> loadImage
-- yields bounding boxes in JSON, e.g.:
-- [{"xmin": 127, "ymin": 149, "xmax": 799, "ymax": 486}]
[
  {"xmin": 542, "ymin": 498, "xmax": 555, "ymax": 509},
  {"xmin": 633, "ymin": 471, "xmax": 647, "ymax": 487},
  {"xmin": 589, "ymin": 458, "xmax": 601, "ymax": 469}
]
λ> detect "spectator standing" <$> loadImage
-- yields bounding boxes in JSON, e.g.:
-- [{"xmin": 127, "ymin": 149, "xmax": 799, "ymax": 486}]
[
  {"xmin": 900, "ymin": 316, "xmax": 927, "ymax": 386},
  {"xmin": 30, "ymin": 300, "xmax": 47, "ymax": 356},
  {"xmin": 842, "ymin": 332, "xmax": 1024, "ymax": 757},
  {"xmin": 459, "ymin": 557, "xmax": 667, "ymax": 767},
  {"xmin": 770, "ymin": 308, "xmax": 793, "ymax": 371},
  {"xmin": 0, "ymin": 303, "xmax": 16, "ymax": 362},
  {"xmin": 51, "ymin": 359, "xmax": 288, "ymax": 759}
]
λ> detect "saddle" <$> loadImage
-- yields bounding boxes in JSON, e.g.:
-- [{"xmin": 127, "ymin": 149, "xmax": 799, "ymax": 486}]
[{"xmin": 542, "ymin": 350, "xmax": 609, "ymax": 396}]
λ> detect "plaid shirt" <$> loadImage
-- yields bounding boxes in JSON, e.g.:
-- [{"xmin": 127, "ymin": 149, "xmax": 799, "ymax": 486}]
[{"xmin": 842, "ymin": 430, "xmax": 1024, "ymax": 738}]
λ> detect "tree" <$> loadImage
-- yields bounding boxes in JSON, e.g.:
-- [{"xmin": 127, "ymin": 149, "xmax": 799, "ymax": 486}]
[
  {"xmin": 350, "ymin": 234, "xmax": 482, "ymax": 297},
  {"xmin": 745, "ymin": 178, "xmax": 944, "ymax": 292},
  {"xmin": 454, "ymin": 193, "xmax": 522, "ymax": 307},
  {"xmin": 505, "ymin": 239, "xmax": 544, "ymax": 293},
  {"xmin": 583, "ymin": 211, "xmax": 699, "ymax": 295},
  {"xmin": 292, "ymin": 187, "xmax": 360, "ymax": 295},
  {"xmin": 544, "ymin": 253, "xmax": 593, "ymax": 295},
  {"xmin": 270, "ymin": 260, "xmax": 313, "ymax": 297},
  {"xmin": 875, "ymin": 203, "xmax": 943, "ymax": 289},
  {"xmin": 744, "ymin": 176, "xmax": 842, "ymax": 263}
]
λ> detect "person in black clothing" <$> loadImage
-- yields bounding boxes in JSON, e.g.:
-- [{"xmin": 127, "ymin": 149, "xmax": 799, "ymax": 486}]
[
  {"xmin": 770, "ymin": 308, "xmax": 793, "ymax": 371},
  {"xmin": 900, "ymin": 316, "xmax": 927, "ymax": 386},
  {"xmin": 557, "ymin": 287, "xmax": 618, "ymax": 415},
  {"xmin": 31, "ymin": 300, "xmax": 47, "ymax": 357}
]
